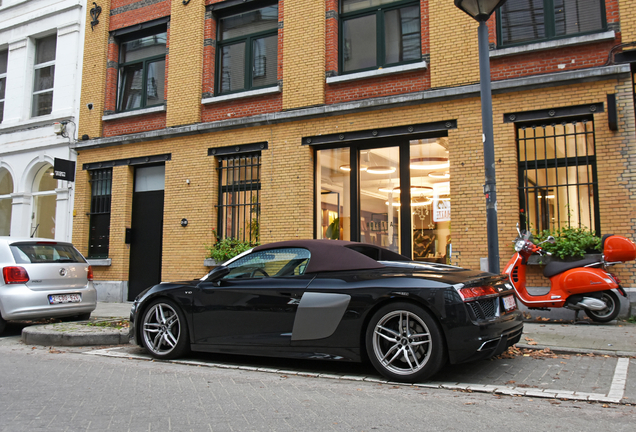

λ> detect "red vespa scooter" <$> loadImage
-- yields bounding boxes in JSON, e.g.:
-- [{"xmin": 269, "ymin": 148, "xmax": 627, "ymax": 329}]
[{"xmin": 503, "ymin": 226, "xmax": 636, "ymax": 322}]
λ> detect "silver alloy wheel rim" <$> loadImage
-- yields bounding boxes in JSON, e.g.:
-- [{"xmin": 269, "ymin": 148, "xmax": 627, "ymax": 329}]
[
  {"xmin": 142, "ymin": 303, "xmax": 181, "ymax": 355},
  {"xmin": 589, "ymin": 292, "xmax": 615, "ymax": 319},
  {"xmin": 372, "ymin": 310, "xmax": 432, "ymax": 376}
]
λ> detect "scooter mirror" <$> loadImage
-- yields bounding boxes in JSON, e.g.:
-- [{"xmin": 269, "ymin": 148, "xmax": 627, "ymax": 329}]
[
  {"xmin": 516, "ymin": 223, "xmax": 521, "ymax": 236},
  {"xmin": 546, "ymin": 236, "xmax": 556, "ymax": 244}
]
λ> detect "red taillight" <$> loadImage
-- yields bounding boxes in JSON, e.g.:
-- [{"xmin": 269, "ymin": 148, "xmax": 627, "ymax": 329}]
[
  {"xmin": 2, "ymin": 266, "xmax": 30, "ymax": 284},
  {"xmin": 458, "ymin": 285, "xmax": 498, "ymax": 301},
  {"xmin": 610, "ymin": 273, "xmax": 621, "ymax": 284},
  {"xmin": 87, "ymin": 265, "xmax": 94, "ymax": 281}
]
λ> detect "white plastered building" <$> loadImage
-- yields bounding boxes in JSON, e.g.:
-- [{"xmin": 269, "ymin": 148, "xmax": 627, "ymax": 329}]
[{"xmin": 0, "ymin": 0, "xmax": 86, "ymax": 240}]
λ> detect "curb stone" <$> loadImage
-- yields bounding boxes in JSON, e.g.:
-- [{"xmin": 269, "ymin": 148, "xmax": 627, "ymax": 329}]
[{"xmin": 21, "ymin": 319, "xmax": 129, "ymax": 346}]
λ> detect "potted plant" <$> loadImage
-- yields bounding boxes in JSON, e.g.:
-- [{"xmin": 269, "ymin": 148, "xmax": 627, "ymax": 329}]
[
  {"xmin": 204, "ymin": 228, "xmax": 259, "ymax": 266},
  {"xmin": 529, "ymin": 226, "xmax": 601, "ymax": 265}
]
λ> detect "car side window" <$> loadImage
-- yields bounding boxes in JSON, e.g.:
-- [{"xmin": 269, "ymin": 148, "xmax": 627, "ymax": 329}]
[{"xmin": 224, "ymin": 248, "xmax": 311, "ymax": 279}]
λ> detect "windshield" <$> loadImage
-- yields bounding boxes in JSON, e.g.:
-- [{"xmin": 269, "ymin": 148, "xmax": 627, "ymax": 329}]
[{"xmin": 10, "ymin": 242, "xmax": 86, "ymax": 264}]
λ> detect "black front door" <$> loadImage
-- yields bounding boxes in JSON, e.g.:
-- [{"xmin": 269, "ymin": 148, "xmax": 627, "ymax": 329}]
[{"xmin": 128, "ymin": 189, "xmax": 164, "ymax": 300}]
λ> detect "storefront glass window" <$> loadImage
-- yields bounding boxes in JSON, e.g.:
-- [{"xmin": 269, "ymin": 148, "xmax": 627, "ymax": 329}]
[
  {"xmin": 316, "ymin": 148, "xmax": 351, "ymax": 240},
  {"xmin": 360, "ymin": 146, "xmax": 400, "ymax": 252},
  {"xmin": 410, "ymin": 139, "xmax": 451, "ymax": 263}
]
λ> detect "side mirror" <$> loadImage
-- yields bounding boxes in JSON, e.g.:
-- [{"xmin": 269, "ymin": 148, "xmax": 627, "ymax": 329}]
[
  {"xmin": 516, "ymin": 223, "xmax": 521, "ymax": 236},
  {"xmin": 202, "ymin": 265, "xmax": 230, "ymax": 282},
  {"xmin": 546, "ymin": 236, "xmax": 556, "ymax": 244}
]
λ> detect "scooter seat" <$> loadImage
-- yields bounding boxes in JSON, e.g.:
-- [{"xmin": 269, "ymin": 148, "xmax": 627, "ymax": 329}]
[{"xmin": 543, "ymin": 256, "xmax": 601, "ymax": 278}]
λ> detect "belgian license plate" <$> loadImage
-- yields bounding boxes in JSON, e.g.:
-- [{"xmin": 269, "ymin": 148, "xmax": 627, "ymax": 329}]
[
  {"xmin": 502, "ymin": 295, "xmax": 516, "ymax": 312},
  {"xmin": 48, "ymin": 294, "xmax": 81, "ymax": 304}
]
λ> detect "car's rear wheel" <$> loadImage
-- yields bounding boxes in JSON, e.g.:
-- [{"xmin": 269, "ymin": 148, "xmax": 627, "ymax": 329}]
[
  {"xmin": 365, "ymin": 302, "xmax": 445, "ymax": 383},
  {"xmin": 0, "ymin": 316, "xmax": 6, "ymax": 335},
  {"xmin": 585, "ymin": 290, "xmax": 620, "ymax": 323},
  {"xmin": 141, "ymin": 299, "xmax": 189, "ymax": 359}
]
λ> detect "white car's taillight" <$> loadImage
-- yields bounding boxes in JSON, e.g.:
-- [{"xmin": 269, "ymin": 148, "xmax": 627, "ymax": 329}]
[
  {"xmin": 87, "ymin": 265, "xmax": 94, "ymax": 281},
  {"xmin": 2, "ymin": 266, "xmax": 30, "ymax": 284}
]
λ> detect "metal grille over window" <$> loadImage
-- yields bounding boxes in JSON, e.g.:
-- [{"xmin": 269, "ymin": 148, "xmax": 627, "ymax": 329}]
[
  {"xmin": 88, "ymin": 168, "xmax": 112, "ymax": 258},
  {"xmin": 218, "ymin": 152, "xmax": 261, "ymax": 243},
  {"xmin": 517, "ymin": 119, "xmax": 599, "ymax": 233}
]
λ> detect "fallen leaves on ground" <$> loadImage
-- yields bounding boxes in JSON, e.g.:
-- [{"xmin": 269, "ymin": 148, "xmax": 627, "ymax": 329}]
[{"xmin": 496, "ymin": 346, "xmax": 560, "ymax": 359}]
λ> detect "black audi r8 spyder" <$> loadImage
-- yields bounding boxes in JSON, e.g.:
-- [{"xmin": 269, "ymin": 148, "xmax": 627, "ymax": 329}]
[{"xmin": 130, "ymin": 240, "xmax": 523, "ymax": 383}]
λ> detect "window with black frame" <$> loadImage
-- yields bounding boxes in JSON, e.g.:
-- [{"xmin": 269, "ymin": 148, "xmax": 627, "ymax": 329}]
[
  {"xmin": 498, "ymin": 0, "xmax": 606, "ymax": 47},
  {"xmin": 217, "ymin": 152, "xmax": 261, "ymax": 243},
  {"xmin": 216, "ymin": 3, "xmax": 278, "ymax": 95},
  {"xmin": 340, "ymin": 0, "xmax": 420, "ymax": 74},
  {"xmin": 517, "ymin": 119, "xmax": 599, "ymax": 234},
  {"xmin": 117, "ymin": 28, "xmax": 167, "ymax": 112},
  {"xmin": 88, "ymin": 168, "xmax": 112, "ymax": 258}
]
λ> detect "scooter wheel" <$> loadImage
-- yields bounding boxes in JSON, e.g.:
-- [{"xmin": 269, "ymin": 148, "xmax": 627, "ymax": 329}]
[{"xmin": 585, "ymin": 290, "xmax": 620, "ymax": 323}]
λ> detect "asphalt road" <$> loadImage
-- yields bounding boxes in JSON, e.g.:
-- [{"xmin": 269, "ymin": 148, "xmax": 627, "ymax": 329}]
[{"xmin": 0, "ymin": 333, "xmax": 634, "ymax": 431}]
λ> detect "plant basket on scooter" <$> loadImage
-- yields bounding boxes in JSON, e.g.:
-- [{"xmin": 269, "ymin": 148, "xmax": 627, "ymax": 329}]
[{"xmin": 503, "ymin": 227, "xmax": 636, "ymax": 323}]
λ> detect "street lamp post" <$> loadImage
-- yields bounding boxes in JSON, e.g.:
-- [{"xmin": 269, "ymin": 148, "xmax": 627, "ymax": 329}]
[{"xmin": 454, "ymin": 0, "xmax": 507, "ymax": 274}]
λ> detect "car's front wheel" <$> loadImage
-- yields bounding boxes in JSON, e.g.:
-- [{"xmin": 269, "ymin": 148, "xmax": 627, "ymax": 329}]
[
  {"xmin": 365, "ymin": 302, "xmax": 445, "ymax": 383},
  {"xmin": 141, "ymin": 299, "xmax": 189, "ymax": 359}
]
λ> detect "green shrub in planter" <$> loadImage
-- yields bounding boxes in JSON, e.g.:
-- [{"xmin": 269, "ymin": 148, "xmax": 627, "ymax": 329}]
[
  {"xmin": 533, "ymin": 227, "xmax": 601, "ymax": 260},
  {"xmin": 205, "ymin": 237, "xmax": 258, "ymax": 263}
]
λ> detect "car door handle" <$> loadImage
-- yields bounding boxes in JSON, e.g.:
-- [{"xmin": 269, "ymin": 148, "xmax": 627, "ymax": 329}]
[{"xmin": 281, "ymin": 292, "xmax": 301, "ymax": 298}]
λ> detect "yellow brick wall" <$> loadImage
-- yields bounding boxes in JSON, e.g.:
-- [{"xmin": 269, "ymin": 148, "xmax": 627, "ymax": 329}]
[
  {"xmin": 75, "ymin": 75, "xmax": 636, "ymax": 286},
  {"xmin": 281, "ymin": 1, "xmax": 325, "ymax": 109},
  {"xmin": 166, "ymin": 0, "xmax": 205, "ymax": 127},
  {"xmin": 429, "ymin": 2, "xmax": 480, "ymax": 88},
  {"xmin": 619, "ymin": 0, "xmax": 636, "ymax": 47},
  {"xmin": 78, "ymin": 0, "xmax": 111, "ymax": 139}
]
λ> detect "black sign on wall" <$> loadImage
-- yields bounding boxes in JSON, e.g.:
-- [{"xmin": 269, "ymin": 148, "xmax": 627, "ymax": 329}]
[{"xmin": 53, "ymin": 158, "xmax": 76, "ymax": 182}]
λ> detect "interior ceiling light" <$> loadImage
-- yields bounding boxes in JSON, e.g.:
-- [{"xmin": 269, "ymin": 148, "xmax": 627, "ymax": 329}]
[
  {"xmin": 367, "ymin": 166, "xmax": 396, "ymax": 174},
  {"xmin": 367, "ymin": 165, "xmax": 395, "ymax": 174},
  {"xmin": 410, "ymin": 157, "xmax": 450, "ymax": 171},
  {"xmin": 339, "ymin": 164, "xmax": 368, "ymax": 172},
  {"xmin": 385, "ymin": 199, "xmax": 432, "ymax": 207},
  {"xmin": 378, "ymin": 186, "xmax": 433, "ymax": 194},
  {"xmin": 429, "ymin": 171, "xmax": 450, "ymax": 179}
]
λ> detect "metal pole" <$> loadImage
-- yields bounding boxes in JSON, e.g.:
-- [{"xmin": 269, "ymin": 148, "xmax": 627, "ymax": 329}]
[{"xmin": 477, "ymin": 20, "xmax": 500, "ymax": 274}]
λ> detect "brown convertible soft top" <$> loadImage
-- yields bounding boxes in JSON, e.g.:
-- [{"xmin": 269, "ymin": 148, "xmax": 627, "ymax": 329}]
[{"xmin": 252, "ymin": 239, "xmax": 409, "ymax": 273}]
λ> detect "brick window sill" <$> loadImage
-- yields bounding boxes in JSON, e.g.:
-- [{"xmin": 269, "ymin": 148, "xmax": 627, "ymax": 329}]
[
  {"xmin": 490, "ymin": 31, "xmax": 616, "ymax": 59},
  {"xmin": 326, "ymin": 61, "xmax": 428, "ymax": 85},
  {"xmin": 202, "ymin": 85, "xmax": 281, "ymax": 105},
  {"xmin": 102, "ymin": 105, "xmax": 166, "ymax": 121},
  {"xmin": 87, "ymin": 258, "xmax": 112, "ymax": 267}
]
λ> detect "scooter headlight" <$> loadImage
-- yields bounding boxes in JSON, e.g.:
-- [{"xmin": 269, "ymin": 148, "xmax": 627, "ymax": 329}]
[{"xmin": 514, "ymin": 239, "xmax": 526, "ymax": 252}]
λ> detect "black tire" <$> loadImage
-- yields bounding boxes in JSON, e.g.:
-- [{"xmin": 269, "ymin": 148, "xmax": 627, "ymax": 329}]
[
  {"xmin": 585, "ymin": 290, "xmax": 620, "ymax": 323},
  {"xmin": 140, "ymin": 298, "xmax": 190, "ymax": 359},
  {"xmin": 0, "ymin": 316, "xmax": 6, "ymax": 335},
  {"xmin": 365, "ymin": 302, "xmax": 446, "ymax": 383}
]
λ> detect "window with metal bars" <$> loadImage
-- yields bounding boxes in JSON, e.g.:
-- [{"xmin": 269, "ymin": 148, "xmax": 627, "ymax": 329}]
[
  {"xmin": 88, "ymin": 168, "xmax": 112, "ymax": 258},
  {"xmin": 517, "ymin": 118, "xmax": 599, "ymax": 234},
  {"xmin": 217, "ymin": 153, "xmax": 261, "ymax": 243}
]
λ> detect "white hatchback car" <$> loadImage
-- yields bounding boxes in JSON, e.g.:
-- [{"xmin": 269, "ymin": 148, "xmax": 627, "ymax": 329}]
[{"xmin": 0, "ymin": 237, "xmax": 97, "ymax": 333}]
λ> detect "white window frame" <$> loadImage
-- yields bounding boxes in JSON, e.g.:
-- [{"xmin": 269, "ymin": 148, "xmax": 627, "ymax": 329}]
[{"xmin": 31, "ymin": 34, "xmax": 56, "ymax": 118}]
